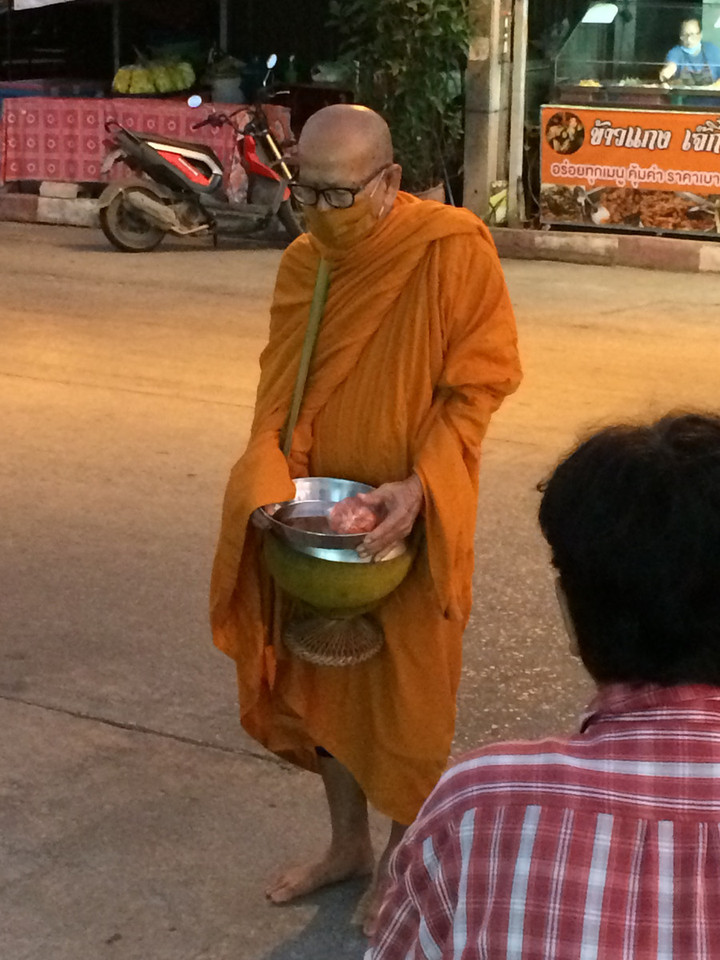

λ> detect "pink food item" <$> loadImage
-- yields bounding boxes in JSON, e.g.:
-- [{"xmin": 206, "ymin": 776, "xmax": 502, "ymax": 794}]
[{"xmin": 328, "ymin": 495, "xmax": 381, "ymax": 535}]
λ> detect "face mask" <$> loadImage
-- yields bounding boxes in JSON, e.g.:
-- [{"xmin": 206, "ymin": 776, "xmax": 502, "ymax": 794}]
[
  {"xmin": 303, "ymin": 192, "xmax": 384, "ymax": 252},
  {"xmin": 685, "ymin": 41, "xmax": 702, "ymax": 55}
]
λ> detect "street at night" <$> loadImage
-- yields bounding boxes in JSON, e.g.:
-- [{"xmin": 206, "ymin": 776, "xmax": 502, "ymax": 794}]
[{"xmin": 2, "ymin": 221, "xmax": 719, "ymax": 959}]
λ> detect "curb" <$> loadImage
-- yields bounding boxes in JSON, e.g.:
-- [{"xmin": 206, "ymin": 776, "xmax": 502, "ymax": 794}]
[
  {"xmin": 37, "ymin": 197, "xmax": 99, "ymax": 228},
  {"xmin": 490, "ymin": 226, "xmax": 720, "ymax": 274},
  {"xmin": 0, "ymin": 191, "xmax": 99, "ymax": 229}
]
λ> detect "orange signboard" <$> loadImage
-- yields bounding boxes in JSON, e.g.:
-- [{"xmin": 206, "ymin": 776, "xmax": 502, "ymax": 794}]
[{"xmin": 540, "ymin": 105, "xmax": 720, "ymax": 234}]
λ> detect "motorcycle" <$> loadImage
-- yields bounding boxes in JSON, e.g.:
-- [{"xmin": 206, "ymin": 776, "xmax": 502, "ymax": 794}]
[{"xmin": 98, "ymin": 55, "xmax": 302, "ymax": 252}]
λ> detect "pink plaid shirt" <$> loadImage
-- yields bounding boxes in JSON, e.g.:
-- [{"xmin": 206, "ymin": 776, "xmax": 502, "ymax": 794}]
[{"xmin": 368, "ymin": 684, "xmax": 720, "ymax": 960}]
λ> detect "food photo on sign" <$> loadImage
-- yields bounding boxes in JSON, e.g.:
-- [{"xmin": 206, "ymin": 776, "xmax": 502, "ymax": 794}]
[
  {"xmin": 545, "ymin": 111, "xmax": 587, "ymax": 154},
  {"xmin": 540, "ymin": 104, "xmax": 720, "ymax": 235}
]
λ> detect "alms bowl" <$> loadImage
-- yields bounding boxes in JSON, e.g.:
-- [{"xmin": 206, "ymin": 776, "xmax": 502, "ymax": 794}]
[
  {"xmin": 260, "ymin": 476, "xmax": 416, "ymax": 613},
  {"xmin": 263, "ymin": 533, "xmax": 415, "ymax": 614}
]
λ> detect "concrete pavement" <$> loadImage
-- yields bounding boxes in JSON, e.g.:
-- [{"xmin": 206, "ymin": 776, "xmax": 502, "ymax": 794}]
[{"xmin": 2, "ymin": 222, "xmax": 720, "ymax": 959}]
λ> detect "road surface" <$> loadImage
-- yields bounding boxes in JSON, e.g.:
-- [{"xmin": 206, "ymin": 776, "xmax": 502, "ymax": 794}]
[{"xmin": 2, "ymin": 222, "xmax": 719, "ymax": 960}]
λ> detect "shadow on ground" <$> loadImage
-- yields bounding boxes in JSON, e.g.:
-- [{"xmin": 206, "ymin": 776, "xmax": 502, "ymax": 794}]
[
  {"xmin": 262, "ymin": 879, "xmax": 368, "ymax": 960},
  {"xmin": 68, "ymin": 231, "xmax": 292, "ymax": 255}
]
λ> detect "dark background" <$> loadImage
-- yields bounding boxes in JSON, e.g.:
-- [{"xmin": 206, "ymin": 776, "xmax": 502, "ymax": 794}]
[{"xmin": 0, "ymin": 0, "xmax": 334, "ymax": 82}]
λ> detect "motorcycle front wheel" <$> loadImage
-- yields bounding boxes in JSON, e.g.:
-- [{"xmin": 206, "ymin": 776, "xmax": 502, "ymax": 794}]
[
  {"xmin": 278, "ymin": 198, "xmax": 304, "ymax": 240},
  {"xmin": 99, "ymin": 188, "xmax": 166, "ymax": 253}
]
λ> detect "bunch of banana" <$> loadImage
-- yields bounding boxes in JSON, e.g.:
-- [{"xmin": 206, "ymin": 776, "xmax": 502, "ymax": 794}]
[
  {"xmin": 150, "ymin": 63, "xmax": 175, "ymax": 94},
  {"xmin": 112, "ymin": 59, "xmax": 196, "ymax": 96},
  {"xmin": 112, "ymin": 66, "xmax": 134, "ymax": 94},
  {"xmin": 129, "ymin": 67, "xmax": 155, "ymax": 95},
  {"xmin": 171, "ymin": 61, "xmax": 196, "ymax": 90}
]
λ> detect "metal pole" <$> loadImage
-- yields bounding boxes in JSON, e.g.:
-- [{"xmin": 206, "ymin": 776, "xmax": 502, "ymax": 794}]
[
  {"xmin": 5, "ymin": 0, "xmax": 13, "ymax": 80},
  {"xmin": 112, "ymin": 0, "xmax": 120, "ymax": 74},
  {"xmin": 219, "ymin": 0, "xmax": 228, "ymax": 51},
  {"xmin": 5, "ymin": 0, "xmax": 13, "ymax": 81},
  {"xmin": 463, "ymin": 0, "xmax": 503, "ymax": 218},
  {"xmin": 507, "ymin": 0, "xmax": 528, "ymax": 226}
]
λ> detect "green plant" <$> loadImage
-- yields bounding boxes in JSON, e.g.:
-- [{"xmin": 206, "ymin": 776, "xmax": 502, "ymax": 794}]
[{"xmin": 329, "ymin": 0, "xmax": 470, "ymax": 193}]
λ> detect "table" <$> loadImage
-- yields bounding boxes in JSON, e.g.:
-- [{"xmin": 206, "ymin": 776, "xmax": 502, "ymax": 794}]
[{"xmin": 0, "ymin": 96, "xmax": 292, "ymax": 202}]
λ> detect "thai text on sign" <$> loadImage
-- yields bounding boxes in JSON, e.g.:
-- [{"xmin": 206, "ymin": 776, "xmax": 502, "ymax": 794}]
[{"xmin": 541, "ymin": 105, "xmax": 720, "ymax": 233}]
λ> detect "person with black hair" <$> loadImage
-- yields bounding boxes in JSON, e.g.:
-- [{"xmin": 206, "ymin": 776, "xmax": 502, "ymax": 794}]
[
  {"xmin": 369, "ymin": 413, "xmax": 720, "ymax": 960},
  {"xmin": 539, "ymin": 412, "xmax": 720, "ymax": 688}
]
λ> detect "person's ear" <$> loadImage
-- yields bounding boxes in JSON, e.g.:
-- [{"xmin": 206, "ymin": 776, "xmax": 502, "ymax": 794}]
[
  {"xmin": 555, "ymin": 577, "xmax": 580, "ymax": 658},
  {"xmin": 387, "ymin": 163, "xmax": 402, "ymax": 191},
  {"xmin": 379, "ymin": 163, "xmax": 402, "ymax": 216}
]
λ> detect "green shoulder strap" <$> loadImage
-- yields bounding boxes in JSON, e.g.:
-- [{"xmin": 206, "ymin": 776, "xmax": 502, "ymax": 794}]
[{"xmin": 280, "ymin": 258, "xmax": 332, "ymax": 459}]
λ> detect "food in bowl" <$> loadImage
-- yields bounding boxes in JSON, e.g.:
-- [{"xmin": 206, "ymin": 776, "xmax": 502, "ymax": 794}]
[{"xmin": 328, "ymin": 496, "xmax": 381, "ymax": 535}]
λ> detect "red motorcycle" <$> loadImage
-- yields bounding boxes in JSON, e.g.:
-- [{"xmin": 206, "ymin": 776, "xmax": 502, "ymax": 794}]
[{"xmin": 98, "ymin": 59, "xmax": 301, "ymax": 252}]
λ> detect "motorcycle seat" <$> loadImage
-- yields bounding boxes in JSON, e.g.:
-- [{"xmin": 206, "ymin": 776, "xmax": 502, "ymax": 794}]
[{"xmin": 131, "ymin": 130, "xmax": 222, "ymax": 164}]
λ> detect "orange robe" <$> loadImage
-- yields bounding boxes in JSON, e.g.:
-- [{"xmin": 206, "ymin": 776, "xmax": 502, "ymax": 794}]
[{"xmin": 210, "ymin": 193, "xmax": 522, "ymax": 824}]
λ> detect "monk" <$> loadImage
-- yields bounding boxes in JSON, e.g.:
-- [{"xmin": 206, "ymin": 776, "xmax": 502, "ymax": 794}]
[{"xmin": 209, "ymin": 104, "xmax": 522, "ymax": 933}]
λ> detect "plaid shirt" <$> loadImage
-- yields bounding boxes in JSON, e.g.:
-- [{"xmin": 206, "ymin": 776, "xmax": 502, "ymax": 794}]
[{"xmin": 367, "ymin": 684, "xmax": 720, "ymax": 960}]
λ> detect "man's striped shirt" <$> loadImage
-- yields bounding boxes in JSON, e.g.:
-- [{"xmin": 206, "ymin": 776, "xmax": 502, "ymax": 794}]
[{"xmin": 368, "ymin": 684, "xmax": 720, "ymax": 960}]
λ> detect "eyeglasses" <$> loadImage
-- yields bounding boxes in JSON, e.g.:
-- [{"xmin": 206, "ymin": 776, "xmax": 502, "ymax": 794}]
[
  {"xmin": 681, "ymin": 30, "xmax": 700, "ymax": 38},
  {"xmin": 289, "ymin": 165, "xmax": 390, "ymax": 209}
]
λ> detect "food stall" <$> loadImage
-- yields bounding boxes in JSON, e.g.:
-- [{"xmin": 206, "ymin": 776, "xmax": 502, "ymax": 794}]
[{"xmin": 541, "ymin": 0, "xmax": 720, "ymax": 235}]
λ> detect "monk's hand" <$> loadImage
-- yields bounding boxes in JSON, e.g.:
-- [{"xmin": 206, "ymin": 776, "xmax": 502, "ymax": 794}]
[
  {"xmin": 356, "ymin": 474, "xmax": 423, "ymax": 561},
  {"xmin": 251, "ymin": 505, "xmax": 279, "ymax": 530}
]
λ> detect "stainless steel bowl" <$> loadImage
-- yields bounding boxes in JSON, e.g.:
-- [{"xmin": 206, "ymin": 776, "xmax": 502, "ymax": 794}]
[{"xmin": 261, "ymin": 476, "xmax": 408, "ymax": 563}]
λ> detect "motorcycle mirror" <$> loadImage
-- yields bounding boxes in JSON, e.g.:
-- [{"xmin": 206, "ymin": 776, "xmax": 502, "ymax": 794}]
[
  {"xmin": 266, "ymin": 54, "xmax": 278, "ymax": 70},
  {"xmin": 187, "ymin": 95, "xmax": 203, "ymax": 109}
]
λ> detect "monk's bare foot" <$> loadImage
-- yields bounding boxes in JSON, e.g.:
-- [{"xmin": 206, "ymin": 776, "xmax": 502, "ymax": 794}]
[
  {"xmin": 356, "ymin": 870, "xmax": 388, "ymax": 938},
  {"xmin": 266, "ymin": 841, "xmax": 374, "ymax": 904},
  {"xmin": 356, "ymin": 822, "xmax": 407, "ymax": 937}
]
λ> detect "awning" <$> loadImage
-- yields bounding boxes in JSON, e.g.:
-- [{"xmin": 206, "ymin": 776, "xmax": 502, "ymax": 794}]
[
  {"xmin": 3, "ymin": 0, "xmax": 124, "ymax": 11},
  {"xmin": 14, "ymin": 0, "xmax": 81, "ymax": 7},
  {"xmin": 6, "ymin": 0, "xmax": 118, "ymax": 8}
]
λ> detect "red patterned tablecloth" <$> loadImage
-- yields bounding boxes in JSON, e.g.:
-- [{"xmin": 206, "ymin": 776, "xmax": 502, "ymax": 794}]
[{"xmin": 0, "ymin": 97, "xmax": 292, "ymax": 202}]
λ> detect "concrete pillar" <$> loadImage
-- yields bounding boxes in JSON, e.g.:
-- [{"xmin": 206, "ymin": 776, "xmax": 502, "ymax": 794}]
[
  {"xmin": 463, "ymin": 0, "xmax": 504, "ymax": 216},
  {"xmin": 507, "ymin": 0, "xmax": 528, "ymax": 226}
]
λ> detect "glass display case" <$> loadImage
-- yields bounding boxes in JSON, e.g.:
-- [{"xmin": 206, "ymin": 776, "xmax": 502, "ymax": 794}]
[
  {"xmin": 541, "ymin": 2, "xmax": 720, "ymax": 237},
  {"xmin": 554, "ymin": 1, "xmax": 720, "ymax": 110}
]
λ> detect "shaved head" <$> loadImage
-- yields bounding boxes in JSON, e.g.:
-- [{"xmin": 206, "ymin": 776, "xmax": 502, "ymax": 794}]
[
  {"xmin": 298, "ymin": 105, "xmax": 394, "ymax": 186},
  {"xmin": 296, "ymin": 104, "xmax": 403, "ymax": 221}
]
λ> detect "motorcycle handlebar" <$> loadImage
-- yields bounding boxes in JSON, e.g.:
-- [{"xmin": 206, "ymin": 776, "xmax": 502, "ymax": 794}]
[
  {"xmin": 191, "ymin": 113, "xmax": 229, "ymax": 131},
  {"xmin": 189, "ymin": 91, "xmax": 289, "ymax": 133}
]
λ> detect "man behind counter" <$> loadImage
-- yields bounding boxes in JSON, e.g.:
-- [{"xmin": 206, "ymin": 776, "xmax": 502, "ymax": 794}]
[{"xmin": 660, "ymin": 18, "xmax": 720, "ymax": 84}]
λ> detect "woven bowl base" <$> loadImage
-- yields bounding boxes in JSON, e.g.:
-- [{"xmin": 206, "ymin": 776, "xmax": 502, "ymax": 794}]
[{"xmin": 283, "ymin": 614, "xmax": 384, "ymax": 667}]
